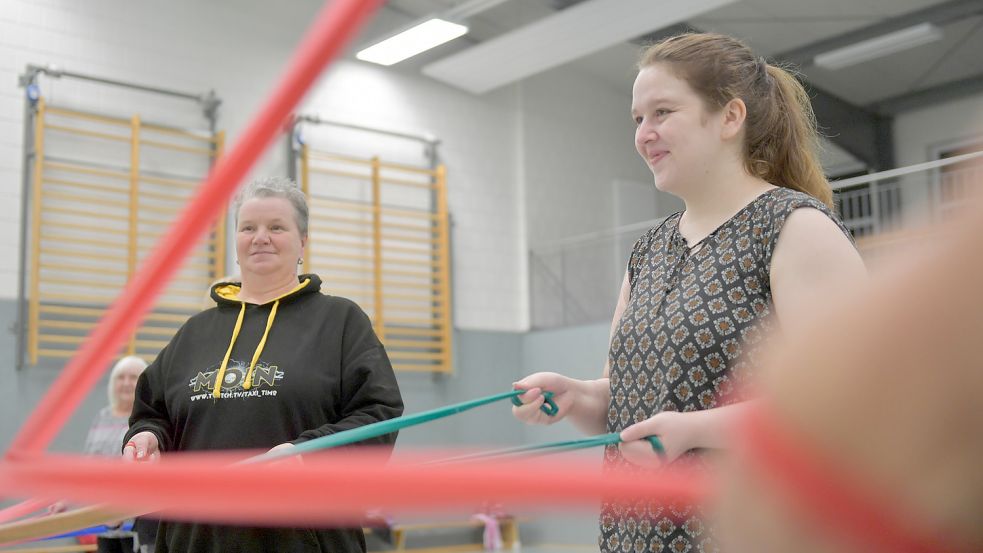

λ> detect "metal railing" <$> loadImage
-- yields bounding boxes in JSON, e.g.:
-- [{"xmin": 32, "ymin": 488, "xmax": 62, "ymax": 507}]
[{"xmin": 529, "ymin": 151, "xmax": 983, "ymax": 330}]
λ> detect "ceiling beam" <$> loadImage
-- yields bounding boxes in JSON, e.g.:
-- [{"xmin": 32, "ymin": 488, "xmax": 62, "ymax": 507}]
[
  {"xmin": 809, "ymin": 86, "xmax": 894, "ymax": 170},
  {"xmin": 775, "ymin": 0, "xmax": 983, "ymax": 67},
  {"xmin": 869, "ymin": 73, "xmax": 983, "ymax": 115}
]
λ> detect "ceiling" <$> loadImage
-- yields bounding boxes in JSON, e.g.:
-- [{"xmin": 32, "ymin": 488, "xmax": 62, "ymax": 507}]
[{"xmin": 370, "ymin": 0, "xmax": 983, "ymax": 172}]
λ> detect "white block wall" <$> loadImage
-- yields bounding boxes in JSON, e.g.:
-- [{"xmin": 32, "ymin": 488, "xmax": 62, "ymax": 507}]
[{"xmin": 0, "ymin": 0, "xmax": 659, "ymax": 332}]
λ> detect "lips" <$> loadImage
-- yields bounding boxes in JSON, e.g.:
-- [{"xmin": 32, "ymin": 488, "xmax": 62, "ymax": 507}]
[{"xmin": 647, "ymin": 150, "xmax": 668, "ymax": 165}]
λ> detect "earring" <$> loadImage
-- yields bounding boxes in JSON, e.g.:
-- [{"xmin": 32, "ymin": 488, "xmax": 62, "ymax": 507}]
[
  {"xmin": 297, "ymin": 259, "xmax": 303, "ymax": 265},
  {"xmin": 235, "ymin": 259, "xmax": 239, "ymax": 265}
]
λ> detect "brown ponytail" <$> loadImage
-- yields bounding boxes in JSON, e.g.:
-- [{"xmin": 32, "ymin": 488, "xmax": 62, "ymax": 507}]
[{"xmin": 640, "ymin": 33, "xmax": 833, "ymax": 208}]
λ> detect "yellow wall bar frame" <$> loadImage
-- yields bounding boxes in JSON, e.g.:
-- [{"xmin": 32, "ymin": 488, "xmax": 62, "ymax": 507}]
[
  {"xmin": 27, "ymin": 98, "xmax": 45, "ymax": 365},
  {"xmin": 127, "ymin": 114, "xmax": 141, "ymax": 355},
  {"xmin": 301, "ymin": 143, "xmax": 310, "ymax": 271},
  {"xmin": 213, "ymin": 130, "xmax": 227, "ymax": 278},
  {"xmin": 371, "ymin": 156, "xmax": 385, "ymax": 340},
  {"xmin": 434, "ymin": 164, "xmax": 453, "ymax": 373}
]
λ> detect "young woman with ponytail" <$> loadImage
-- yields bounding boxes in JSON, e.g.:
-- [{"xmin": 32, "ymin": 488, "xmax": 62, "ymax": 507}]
[{"xmin": 513, "ymin": 33, "xmax": 866, "ymax": 552}]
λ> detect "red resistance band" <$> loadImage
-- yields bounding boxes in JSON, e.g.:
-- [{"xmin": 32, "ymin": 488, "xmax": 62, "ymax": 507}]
[{"xmin": 740, "ymin": 405, "xmax": 977, "ymax": 553}]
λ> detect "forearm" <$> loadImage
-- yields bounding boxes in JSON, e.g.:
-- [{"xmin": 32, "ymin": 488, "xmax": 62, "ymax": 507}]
[
  {"xmin": 568, "ymin": 377, "xmax": 611, "ymax": 436},
  {"xmin": 687, "ymin": 401, "xmax": 756, "ymax": 450}
]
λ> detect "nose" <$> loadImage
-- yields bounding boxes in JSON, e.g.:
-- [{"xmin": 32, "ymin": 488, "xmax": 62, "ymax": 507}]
[
  {"xmin": 252, "ymin": 228, "xmax": 271, "ymax": 244},
  {"xmin": 635, "ymin": 120, "xmax": 657, "ymax": 146}
]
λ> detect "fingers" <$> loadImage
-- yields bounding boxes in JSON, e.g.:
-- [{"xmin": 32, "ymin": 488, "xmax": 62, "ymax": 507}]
[
  {"xmin": 618, "ymin": 440, "xmax": 664, "ymax": 469},
  {"xmin": 512, "ymin": 388, "xmax": 550, "ymax": 423},
  {"xmin": 620, "ymin": 419, "xmax": 655, "ymax": 442},
  {"xmin": 122, "ymin": 432, "xmax": 159, "ymax": 462},
  {"xmin": 267, "ymin": 442, "xmax": 303, "ymax": 465}
]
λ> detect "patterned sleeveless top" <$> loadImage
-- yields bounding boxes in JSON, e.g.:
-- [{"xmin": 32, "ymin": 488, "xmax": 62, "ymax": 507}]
[{"xmin": 600, "ymin": 187, "xmax": 852, "ymax": 553}]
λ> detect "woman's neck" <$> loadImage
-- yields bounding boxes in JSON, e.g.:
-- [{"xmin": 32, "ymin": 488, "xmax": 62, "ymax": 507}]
[
  {"xmin": 113, "ymin": 404, "xmax": 131, "ymax": 418},
  {"xmin": 237, "ymin": 272, "xmax": 299, "ymax": 304},
  {"xmin": 677, "ymin": 169, "xmax": 774, "ymax": 245}
]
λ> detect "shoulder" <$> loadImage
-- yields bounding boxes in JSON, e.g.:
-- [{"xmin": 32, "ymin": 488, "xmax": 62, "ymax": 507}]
[{"xmin": 771, "ymin": 206, "xmax": 865, "ymax": 282}]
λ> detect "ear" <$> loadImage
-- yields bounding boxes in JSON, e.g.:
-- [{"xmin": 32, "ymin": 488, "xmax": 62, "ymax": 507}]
[{"xmin": 719, "ymin": 97, "xmax": 747, "ymax": 141}]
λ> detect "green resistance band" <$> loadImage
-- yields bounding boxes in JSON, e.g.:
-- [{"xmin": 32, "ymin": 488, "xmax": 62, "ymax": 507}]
[
  {"xmin": 250, "ymin": 389, "xmax": 557, "ymax": 463},
  {"xmin": 428, "ymin": 433, "xmax": 667, "ymax": 465}
]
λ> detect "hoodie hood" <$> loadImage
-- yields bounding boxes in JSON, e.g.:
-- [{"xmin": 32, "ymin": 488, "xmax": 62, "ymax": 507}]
[{"xmin": 208, "ymin": 274, "xmax": 322, "ymax": 398}]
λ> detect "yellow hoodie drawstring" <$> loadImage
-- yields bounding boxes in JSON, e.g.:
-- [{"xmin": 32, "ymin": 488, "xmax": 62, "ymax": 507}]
[
  {"xmin": 212, "ymin": 303, "xmax": 246, "ymax": 399},
  {"xmin": 210, "ymin": 279, "xmax": 308, "ymax": 399},
  {"xmin": 243, "ymin": 299, "xmax": 279, "ymax": 390}
]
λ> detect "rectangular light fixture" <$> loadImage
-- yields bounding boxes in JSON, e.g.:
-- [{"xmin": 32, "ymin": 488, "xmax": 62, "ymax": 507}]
[
  {"xmin": 422, "ymin": 0, "xmax": 736, "ymax": 95},
  {"xmin": 356, "ymin": 18, "xmax": 469, "ymax": 66},
  {"xmin": 813, "ymin": 23, "xmax": 944, "ymax": 71}
]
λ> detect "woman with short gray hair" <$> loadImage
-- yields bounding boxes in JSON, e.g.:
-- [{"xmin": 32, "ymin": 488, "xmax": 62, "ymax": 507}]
[{"xmin": 125, "ymin": 177, "xmax": 404, "ymax": 553}]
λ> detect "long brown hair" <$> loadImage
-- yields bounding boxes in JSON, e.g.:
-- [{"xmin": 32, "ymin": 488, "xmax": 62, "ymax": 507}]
[{"xmin": 640, "ymin": 33, "xmax": 832, "ymax": 207}]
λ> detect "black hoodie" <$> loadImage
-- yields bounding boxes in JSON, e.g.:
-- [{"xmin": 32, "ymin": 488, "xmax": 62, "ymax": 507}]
[{"xmin": 126, "ymin": 274, "xmax": 404, "ymax": 552}]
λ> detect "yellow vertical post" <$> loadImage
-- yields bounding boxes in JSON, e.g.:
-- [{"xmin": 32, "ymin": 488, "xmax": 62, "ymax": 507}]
[
  {"xmin": 434, "ymin": 164, "xmax": 452, "ymax": 373},
  {"xmin": 300, "ymin": 143, "xmax": 310, "ymax": 271},
  {"xmin": 27, "ymin": 98, "xmax": 46, "ymax": 365},
  {"xmin": 127, "ymin": 115, "xmax": 141, "ymax": 356},
  {"xmin": 371, "ymin": 157, "xmax": 385, "ymax": 341},
  {"xmin": 213, "ymin": 131, "xmax": 227, "ymax": 278}
]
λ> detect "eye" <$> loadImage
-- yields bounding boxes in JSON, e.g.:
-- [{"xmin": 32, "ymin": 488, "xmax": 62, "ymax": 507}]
[
  {"xmin": 633, "ymin": 115, "xmax": 643, "ymax": 126},
  {"xmin": 654, "ymin": 109, "xmax": 671, "ymax": 118}
]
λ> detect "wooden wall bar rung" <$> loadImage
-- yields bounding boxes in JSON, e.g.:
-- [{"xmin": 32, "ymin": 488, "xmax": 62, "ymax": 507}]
[
  {"xmin": 384, "ymin": 339, "xmax": 445, "ymax": 349},
  {"xmin": 381, "ymin": 280, "xmax": 442, "ymax": 292},
  {"xmin": 47, "ymin": 105, "xmax": 130, "ymax": 126},
  {"xmin": 381, "ymin": 220, "xmax": 433, "ymax": 233},
  {"xmin": 140, "ymin": 189, "xmax": 191, "ymax": 202},
  {"xmin": 395, "ymin": 363, "xmax": 451, "ymax": 373},
  {"xmin": 390, "ymin": 351, "xmax": 445, "ymax": 361},
  {"xmin": 43, "ymin": 190, "xmax": 129, "ymax": 209},
  {"xmin": 45, "ymin": 124, "xmax": 129, "ymax": 142},
  {"xmin": 43, "ymin": 205, "xmax": 129, "ymax": 221},
  {"xmin": 41, "ymin": 233, "xmax": 127, "ymax": 249},
  {"xmin": 309, "ymin": 167, "xmax": 370, "ymax": 180},
  {"xmin": 140, "ymin": 138, "xmax": 214, "ymax": 156},
  {"xmin": 382, "ymin": 327, "xmax": 443, "ymax": 337},
  {"xmin": 142, "ymin": 123, "xmax": 218, "ymax": 143},
  {"xmin": 379, "ymin": 245, "xmax": 430, "ymax": 257},
  {"xmin": 43, "ymin": 177, "xmax": 128, "ymax": 195},
  {"xmin": 40, "ymin": 247, "xmax": 127, "ymax": 262},
  {"xmin": 133, "ymin": 337, "xmax": 172, "ymax": 347},
  {"xmin": 385, "ymin": 316, "xmax": 442, "ymax": 326},
  {"xmin": 320, "ymin": 263, "xmax": 373, "ymax": 274},
  {"xmin": 383, "ymin": 257, "xmax": 435, "ymax": 268},
  {"xmin": 140, "ymin": 174, "xmax": 199, "ymax": 188},
  {"xmin": 39, "ymin": 262, "xmax": 127, "ymax": 276},
  {"xmin": 307, "ymin": 151, "xmax": 372, "ymax": 164},
  {"xmin": 43, "ymin": 277, "xmax": 126, "ymax": 290},
  {"xmin": 377, "ymin": 160, "xmax": 438, "ymax": 176},
  {"xmin": 37, "ymin": 348, "xmax": 80, "ymax": 358},
  {"xmin": 378, "ymin": 175, "xmax": 436, "ymax": 189},
  {"xmin": 383, "ymin": 267, "xmax": 438, "ymax": 279},
  {"xmin": 39, "ymin": 220, "xmax": 126, "ymax": 236},
  {"xmin": 45, "ymin": 160, "xmax": 129, "ymax": 180}
]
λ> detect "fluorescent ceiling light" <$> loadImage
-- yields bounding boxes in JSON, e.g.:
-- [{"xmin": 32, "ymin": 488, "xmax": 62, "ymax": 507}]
[
  {"xmin": 814, "ymin": 23, "xmax": 944, "ymax": 71},
  {"xmin": 357, "ymin": 18, "xmax": 469, "ymax": 66},
  {"xmin": 422, "ymin": 0, "xmax": 736, "ymax": 95}
]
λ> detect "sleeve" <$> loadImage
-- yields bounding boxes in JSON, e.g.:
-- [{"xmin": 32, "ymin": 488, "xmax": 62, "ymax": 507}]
[
  {"xmin": 123, "ymin": 344, "xmax": 175, "ymax": 453},
  {"xmin": 761, "ymin": 195, "xmax": 855, "ymax": 275},
  {"xmin": 293, "ymin": 303, "xmax": 404, "ymax": 447},
  {"xmin": 81, "ymin": 412, "xmax": 101, "ymax": 456}
]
